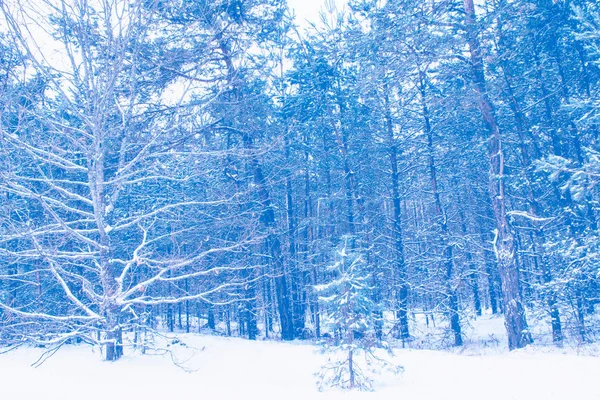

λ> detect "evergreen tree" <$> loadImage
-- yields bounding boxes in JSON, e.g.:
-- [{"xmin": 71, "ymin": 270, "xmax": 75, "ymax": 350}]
[{"xmin": 315, "ymin": 236, "xmax": 400, "ymax": 391}]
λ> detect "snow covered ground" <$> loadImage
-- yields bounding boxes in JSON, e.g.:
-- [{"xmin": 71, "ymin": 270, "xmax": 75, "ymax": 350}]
[{"xmin": 1, "ymin": 315, "xmax": 599, "ymax": 400}]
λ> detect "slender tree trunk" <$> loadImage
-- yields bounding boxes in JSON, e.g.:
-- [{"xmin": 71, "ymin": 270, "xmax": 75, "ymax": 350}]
[
  {"xmin": 331, "ymin": 91, "xmax": 360, "ymax": 243},
  {"xmin": 285, "ymin": 133, "xmax": 306, "ymax": 339},
  {"xmin": 384, "ymin": 85, "xmax": 410, "ymax": 342},
  {"xmin": 239, "ymin": 259, "xmax": 258, "ymax": 340},
  {"xmin": 479, "ymin": 224, "xmax": 502, "ymax": 315},
  {"xmin": 207, "ymin": 304, "xmax": 215, "ymax": 330},
  {"xmin": 576, "ymin": 288, "xmax": 587, "ymax": 343},
  {"xmin": 226, "ymin": 305, "xmax": 231, "ymax": 337},
  {"xmin": 419, "ymin": 72, "xmax": 462, "ymax": 346},
  {"xmin": 458, "ymin": 207, "xmax": 481, "ymax": 316},
  {"xmin": 463, "ymin": 0, "xmax": 532, "ymax": 349},
  {"xmin": 217, "ymin": 37, "xmax": 291, "ymax": 340},
  {"xmin": 492, "ymin": 19, "xmax": 564, "ymax": 343},
  {"xmin": 302, "ymin": 145, "xmax": 320, "ymax": 338},
  {"xmin": 260, "ymin": 191, "xmax": 293, "ymax": 340},
  {"xmin": 178, "ymin": 302, "xmax": 183, "ymax": 331}
]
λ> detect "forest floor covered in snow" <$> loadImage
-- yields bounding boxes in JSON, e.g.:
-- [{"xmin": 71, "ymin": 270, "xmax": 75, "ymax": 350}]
[{"xmin": 1, "ymin": 315, "xmax": 599, "ymax": 400}]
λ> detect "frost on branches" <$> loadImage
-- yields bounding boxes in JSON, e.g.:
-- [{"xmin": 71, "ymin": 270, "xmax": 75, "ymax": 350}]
[{"xmin": 314, "ymin": 237, "xmax": 401, "ymax": 391}]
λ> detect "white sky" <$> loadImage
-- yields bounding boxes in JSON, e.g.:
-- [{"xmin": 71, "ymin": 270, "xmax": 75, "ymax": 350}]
[{"xmin": 287, "ymin": 0, "xmax": 348, "ymax": 28}]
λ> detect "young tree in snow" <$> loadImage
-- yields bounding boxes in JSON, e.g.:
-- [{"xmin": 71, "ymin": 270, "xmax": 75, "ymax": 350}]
[{"xmin": 315, "ymin": 236, "xmax": 400, "ymax": 391}]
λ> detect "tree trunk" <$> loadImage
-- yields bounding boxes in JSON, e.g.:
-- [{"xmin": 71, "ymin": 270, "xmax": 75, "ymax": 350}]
[
  {"xmin": 384, "ymin": 85, "xmax": 410, "ymax": 342},
  {"xmin": 493, "ymin": 8, "xmax": 565, "ymax": 342},
  {"xmin": 419, "ymin": 72, "xmax": 462, "ymax": 346},
  {"xmin": 286, "ymin": 134, "xmax": 306, "ymax": 339},
  {"xmin": 463, "ymin": 0, "xmax": 532, "ymax": 350},
  {"xmin": 458, "ymin": 206, "xmax": 482, "ymax": 316},
  {"xmin": 217, "ymin": 36, "xmax": 289, "ymax": 341},
  {"xmin": 302, "ymin": 147, "xmax": 320, "ymax": 339},
  {"xmin": 481, "ymin": 231, "xmax": 501, "ymax": 315},
  {"xmin": 207, "ymin": 304, "xmax": 215, "ymax": 330},
  {"xmin": 104, "ymin": 310, "xmax": 123, "ymax": 361}
]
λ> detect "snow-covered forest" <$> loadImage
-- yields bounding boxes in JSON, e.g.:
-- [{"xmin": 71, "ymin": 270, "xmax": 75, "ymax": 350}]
[{"xmin": 1, "ymin": 0, "xmax": 600, "ymax": 396}]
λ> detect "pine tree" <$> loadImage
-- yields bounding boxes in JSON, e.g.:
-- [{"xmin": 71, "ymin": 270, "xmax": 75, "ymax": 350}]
[{"xmin": 315, "ymin": 236, "xmax": 400, "ymax": 391}]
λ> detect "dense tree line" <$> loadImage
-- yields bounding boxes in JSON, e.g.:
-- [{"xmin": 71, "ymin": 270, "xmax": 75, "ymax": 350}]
[{"xmin": 1, "ymin": 0, "xmax": 599, "ymax": 360}]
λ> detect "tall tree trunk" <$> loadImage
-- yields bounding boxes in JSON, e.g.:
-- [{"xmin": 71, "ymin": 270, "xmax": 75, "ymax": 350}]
[
  {"xmin": 254, "ymin": 164, "xmax": 294, "ymax": 340},
  {"xmin": 331, "ymin": 90, "xmax": 360, "ymax": 243},
  {"xmin": 463, "ymin": 0, "xmax": 532, "ymax": 350},
  {"xmin": 285, "ymin": 133, "xmax": 306, "ymax": 339},
  {"xmin": 491, "ymin": 13, "xmax": 565, "ymax": 342},
  {"xmin": 481, "ymin": 226, "xmax": 501, "ymax": 314},
  {"xmin": 207, "ymin": 304, "xmax": 215, "ymax": 330},
  {"xmin": 458, "ymin": 206, "xmax": 482, "ymax": 317},
  {"xmin": 302, "ymin": 144, "xmax": 320, "ymax": 338},
  {"xmin": 384, "ymin": 85, "xmax": 410, "ymax": 342},
  {"xmin": 217, "ymin": 37, "xmax": 291, "ymax": 341},
  {"xmin": 419, "ymin": 72, "xmax": 462, "ymax": 346}
]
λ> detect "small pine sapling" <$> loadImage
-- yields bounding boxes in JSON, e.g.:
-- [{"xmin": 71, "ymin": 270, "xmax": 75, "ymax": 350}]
[{"xmin": 315, "ymin": 236, "xmax": 402, "ymax": 391}]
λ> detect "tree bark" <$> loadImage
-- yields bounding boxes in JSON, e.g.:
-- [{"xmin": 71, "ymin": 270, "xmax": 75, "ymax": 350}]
[
  {"xmin": 458, "ymin": 206, "xmax": 481, "ymax": 317},
  {"xmin": 419, "ymin": 71, "xmax": 462, "ymax": 346},
  {"xmin": 217, "ymin": 36, "xmax": 291, "ymax": 340},
  {"xmin": 463, "ymin": 0, "xmax": 532, "ymax": 350},
  {"xmin": 384, "ymin": 85, "xmax": 410, "ymax": 342}
]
